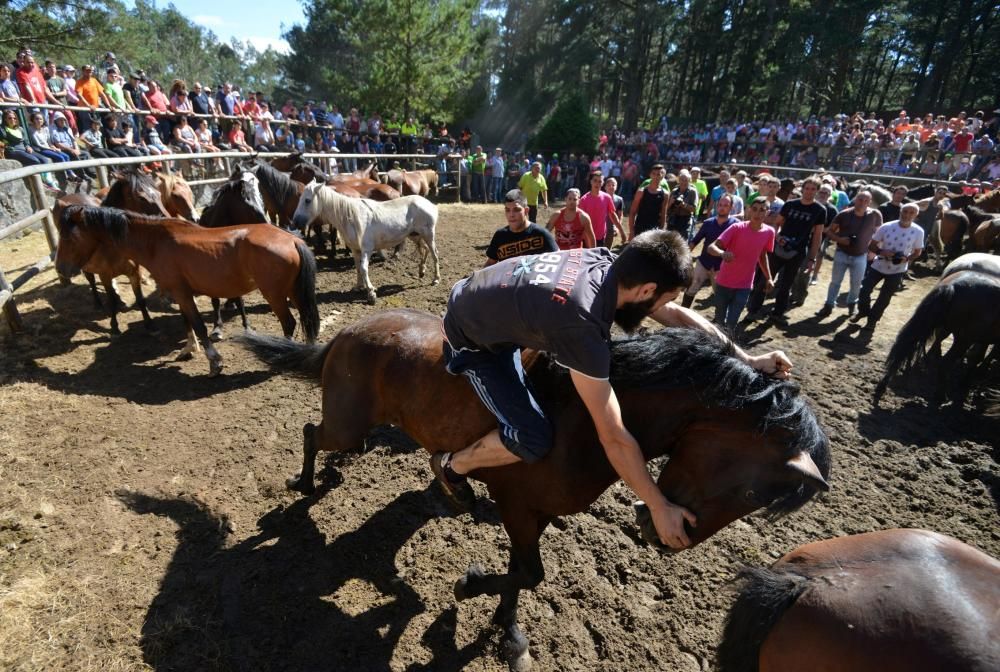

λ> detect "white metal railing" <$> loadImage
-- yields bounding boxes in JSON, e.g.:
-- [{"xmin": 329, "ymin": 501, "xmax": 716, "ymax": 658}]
[{"xmin": 0, "ymin": 150, "xmax": 458, "ymax": 333}]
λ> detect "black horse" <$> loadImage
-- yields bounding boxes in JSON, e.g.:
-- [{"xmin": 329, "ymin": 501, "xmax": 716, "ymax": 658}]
[{"xmin": 874, "ymin": 255, "xmax": 1000, "ymax": 407}]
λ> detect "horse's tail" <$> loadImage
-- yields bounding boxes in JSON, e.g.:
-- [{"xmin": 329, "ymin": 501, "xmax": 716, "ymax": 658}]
[
  {"xmin": 717, "ymin": 566, "xmax": 809, "ymax": 672},
  {"xmin": 234, "ymin": 331, "xmax": 332, "ymax": 383},
  {"xmin": 874, "ymin": 281, "xmax": 956, "ymax": 403},
  {"xmin": 294, "ymin": 240, "xmax": 320, "ymax": 342}
]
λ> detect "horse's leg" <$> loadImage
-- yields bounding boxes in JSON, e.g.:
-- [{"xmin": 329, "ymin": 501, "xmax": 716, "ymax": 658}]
[
  {"xmin": 85, "ymin": 271, "xmax": 102, "ymax": 308},
  {"xmin": 957, "ymin": 342, "xmax": 988, "ymax": 406},
  {"xmin": 415, "ymin": 237, "xmax": 428, "ymax": 278},
  {"xmin": 937, "ymin": 337, "xmax": 971, "ymax": 406},
  {"xmin": 455, "ymin": 511, "xmax": 549, "ymax": 672},
  {"xmin": 176, "ymin": 324, "xmax": 200, "ymax": 360},
  {"xmin": 174, "ymin": 294, "xmax": 223, "ymax": 376},
  {"xmin": 235, "ymin": 297, "xmax": 251, "ymax": 331},
  {"xmin": 259, "ymin": 284, "xmax": 297, "ymax": 338},
  {"xmin": 358, "ymin": 250, "xmax": 377, "ymax": 304},
  {"xmin": 128, "ymin": 268, "xmax": 156, "ymax": 333},
  {"xmin": 428, "ymin": 236, "xmax": 441, "ymax": 285},
  {"xmin": 209, "ymin": 298, "xmax": 224, "ymax": 342}
]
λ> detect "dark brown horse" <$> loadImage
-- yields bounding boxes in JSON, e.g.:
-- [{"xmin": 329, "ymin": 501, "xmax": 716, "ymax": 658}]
[
  {"xmin": 718, "ymin": 529, "xmax": 1000, "ymax": 672},
  {"xmin": 237, "ymin": 310, "xmax": 830, "ymax": 670},
  {"xmin": 101, "ymin": 170, "xmax": 172, "ymax": 217},
  {"xmin": 875, "ymin": 256, "xmax": 1000, "ymax": 406},
  {"xmin": 52, "ymin": 193, "xmax": 154, "ymax": 335},
  {"xmin": 242, "ymin": 162, "xmax": 305, "ymax": 230},
  {"xmin": 56, "ymin": 206, "xmax": 319, "ymax": 376}
]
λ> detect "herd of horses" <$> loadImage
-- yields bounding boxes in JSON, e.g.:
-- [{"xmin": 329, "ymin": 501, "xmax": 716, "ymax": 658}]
[{"xmin": 43, "ymin": 159, "xmax": 998, "ymax": 671}]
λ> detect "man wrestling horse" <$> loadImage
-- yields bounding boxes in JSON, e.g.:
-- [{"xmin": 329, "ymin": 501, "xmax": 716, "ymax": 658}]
[{"xmin": 432, "ymin": 196, "xmax": 793, "ymax": 551}]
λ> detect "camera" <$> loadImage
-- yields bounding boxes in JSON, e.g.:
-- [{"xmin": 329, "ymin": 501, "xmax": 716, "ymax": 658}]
[{"xmin": 892, "ymin": 252, "xmax": 905, "ymax": 264}]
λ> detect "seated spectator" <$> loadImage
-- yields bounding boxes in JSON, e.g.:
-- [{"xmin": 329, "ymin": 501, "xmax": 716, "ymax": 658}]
[
  {"xmin": 171, "ymin": 115, "xmax": 201, "ymax": 154},
  {"xmin": 79, "ymin": 116, "xmax": 117, "ymax": 160},
  {"xmin": 227, "ymin": 122, "xmax": 253, "ymax": 152},
  {"xmin": 102, "ymin": 114, "xmax": 142, "ymax": 157},
  {"xmin": 48, "ymin": 111, "xmax": 97, "ymax": 180},
  {"xmin": 1, "ymin": 109, "xmax": 56, "ymax": 186},
  {"xmin": 120, "ymin": 119, "xmax": 149, "ymax": 156},
  {"xmin": 254, "ymin": 118, "xmax": 276, "ymax": 151},
  {"xmin": 141, "ymin": 115, "xmax": 173, "ymax": 158},
  {"xmin": 25, "ymin": 109, "xmax": 73, "ymax": 183}
]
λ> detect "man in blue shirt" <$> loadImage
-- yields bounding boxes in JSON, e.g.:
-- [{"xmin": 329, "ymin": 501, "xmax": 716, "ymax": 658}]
[{"xmin": 682, "ymin": 194, "xmax": 739, "ymax": 308}]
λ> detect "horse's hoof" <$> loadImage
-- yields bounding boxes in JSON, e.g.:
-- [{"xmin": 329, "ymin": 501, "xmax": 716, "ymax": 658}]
[
  {"xmin": 286, "ymin": 473, "xmax": 316, "ymax": 495},
  {"xmin": 454, "ymin": 564, "xmax": 486, "ymax": 602},
  {"xmin": 175, "ymin": 351, "xmax": 193, "ymax": 362},
  {"xmin": 502, "ymin": 628, "xmax": 532, "ymax": 672},
  {"xmin": 208, "ymin": 361, "xmax": 224, "ymax": 377},
  {"xmin": 431, "ymin": 279, "xmax": 440, "ymax": 286},
  {"xmin": 209, "ymin": 328, "xmax": 223, "ymax": 343},
  {"xmin": 366, "ymin": 293, "xmax": 377, "ymax": 305}
]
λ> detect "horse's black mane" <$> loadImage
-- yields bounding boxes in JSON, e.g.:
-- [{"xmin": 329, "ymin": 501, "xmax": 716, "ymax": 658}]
[
  {"xmin": 965, "ymin": 205, "xmax": 995, "ymax": 226},
  {"xmin": 60, "ymin": 205, "xmax": 131, "ymax": 242},
  {"xmin": 600, "ymin": 328, "xmax": 830, "ymax": 515},
  {"xmin": 251, "ymin": 162, "xmax": 300, "ymax": 205}
]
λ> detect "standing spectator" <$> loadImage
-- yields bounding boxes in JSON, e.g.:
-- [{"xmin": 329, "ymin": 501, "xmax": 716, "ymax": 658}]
[
  {"xmin": 484, "ymin": 189, "xmax": 558, "ymax": 266},
  {"xmin": 470, "ymin": 144, "xmax": 488, "ymax": 203},
  {"xmin": 517, "ymin": 161, "xmax": 548, "ymax": 223},
  {"xmin": 142, "ymin": 80, "xmax": 172, "ymax": 141},
  {"xmin": 707, "ymin": 197, "xmax": 775, "ymax": 330},
  {"xmin": 628, "ymin": 163, "xmax": 668, "ymax": 239},
  {"xmin": 851, "ymin": 204, "xmax": 924, "ymax": 333},
  {"xmin": 16, "ymin": 51, "xmax": 65, "ymax": 111},
  {"xmin": 547, "ymin": 153, "xmax": 561, "ymax": 198},
  {"xmin": 579, "ymin": 171, "xmax": 621, "ymax": 248},
  {"xmin": 683, "ymin": 194, "xmax": 740, "ymax": 308},
  {"xmin": 546, "ymin": 188, "xmax": 596, "ymax": 250},
  {"xmin": 216, "ymin": 83, "xmax": 236, "ymax": 116},
  {"xmin": 878, "ymin": 186, "xmax": 908, "ymax": 224},
  {"xmin": 816, "ymin": 191, "xmax": 882, "ymax": 318},
  {"xmin": 0, "ymin": 63, "xmax": 30, "ymax": 133},
  {"xmin": 708, "ymin": 169, "xmax": 731, "ymax": 214},
  {"xmin": 689, "ymin": 166, "xmax": 709, "ymax": 217},
  {"xmin": 104, "ymin": 69, "xmax": 131, "ymax": 113},
  {"xmin": 98, "ymin": 52, "xmax": 117, "ymax": 81},
  {"xmin": 603, "ymin": 177, "xmax": 626, "ymax": 248},
  {"xmin": 489, "ymin": 148, "xmax": 505, "ymax": 204},
  {"xmin": 746, "ymin": 176, "xmax": 826, "ymax": 323},
  {"xmin": 664, "ymin": 169, "xmax": 698, "ymax": 240}
]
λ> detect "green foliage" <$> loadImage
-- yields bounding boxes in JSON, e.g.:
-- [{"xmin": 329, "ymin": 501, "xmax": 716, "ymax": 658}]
[
  {"xmin": 284, "ymin": 0, "xmax": 484, "ymax": 122},
  {"xmin": 530, "ymin": 94, "xmax": 597, "ymax": 155}
]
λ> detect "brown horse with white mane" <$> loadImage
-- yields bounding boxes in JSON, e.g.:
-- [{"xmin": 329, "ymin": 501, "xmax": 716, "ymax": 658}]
[
  {"xmin": 718, "ymin": 529, "xmax": 1000, "ymax": 672},
  {"xmin": 237, "ymin": 310, "xmax": 830, "ymax": 671},
  {"xmin": 56, "ymin": 206, "xmax": 319, "ymax": 376}
]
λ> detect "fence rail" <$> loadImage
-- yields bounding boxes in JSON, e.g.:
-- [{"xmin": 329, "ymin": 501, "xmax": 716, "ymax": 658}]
[{"xmin": 0, "ymin": 150, "xmax": 456, "ymax": 333}]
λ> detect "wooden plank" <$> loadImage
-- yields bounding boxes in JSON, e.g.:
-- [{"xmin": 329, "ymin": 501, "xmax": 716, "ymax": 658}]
[{"xmin": 0, "ymin": 210, "xmax": 49, "ymax": 241}]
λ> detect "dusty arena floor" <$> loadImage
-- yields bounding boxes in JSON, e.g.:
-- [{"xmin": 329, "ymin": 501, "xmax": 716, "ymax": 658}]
[{"xmin": 1, "ymin": 203, "xmax": 997, "ymax": 671}]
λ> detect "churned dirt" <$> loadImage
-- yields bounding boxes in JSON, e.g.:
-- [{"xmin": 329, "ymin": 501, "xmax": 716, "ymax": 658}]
[{"xmin": 1, "ymin": 203, "xmax": 996, "ymax": 672}]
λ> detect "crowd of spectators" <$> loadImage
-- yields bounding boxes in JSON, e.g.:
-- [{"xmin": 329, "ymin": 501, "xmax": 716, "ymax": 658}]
[{"xmin": 0, "ymin": 48, "xmax": 474, "ymax": 189}]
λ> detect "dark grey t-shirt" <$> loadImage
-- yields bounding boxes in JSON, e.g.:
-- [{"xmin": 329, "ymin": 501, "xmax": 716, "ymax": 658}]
[{"xmin": 443, "ymin": 247, "xmax": 618, "ymax": 379}]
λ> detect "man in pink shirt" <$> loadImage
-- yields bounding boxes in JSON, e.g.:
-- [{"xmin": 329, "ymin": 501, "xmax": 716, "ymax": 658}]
[
  {"xmin": 578, "ymin": 171, "xmax": 624, "ymax": 247},
  {"xmin": 708, "ymin": 197, "xmax": 775, "ymax": 329}
]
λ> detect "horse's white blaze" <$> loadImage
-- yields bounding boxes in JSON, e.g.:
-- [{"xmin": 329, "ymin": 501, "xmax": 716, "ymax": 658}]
[
  {"xmin": 240, "ymin": 172, "xmax": 268, "ymax": 222},
  {"xmin": 294, "ymin": 183, "xmax": 440, "ymax": 300}
]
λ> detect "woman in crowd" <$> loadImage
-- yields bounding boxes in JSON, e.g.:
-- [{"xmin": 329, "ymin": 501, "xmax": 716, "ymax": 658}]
[
  {"xmin": 26, "ymin": 110, "xmax": 78, "ymax": 183},
  {"xmin": 194, "ymin": 119, "xmax": 223, "ymax": 169},
  {"xmin": 171, "ymin": 115, "xmax": 201, "ymax": 154},
  {"xmin": 1, "ymin": 109, "xmax": 57, "ymax": 187},
  {"xmin": 254, "ymin": 117, "xmax": 276, "ymax": 151},
  {"xmin": 226, "ymin": 121, "xmax": 253, "ymax": 153}
]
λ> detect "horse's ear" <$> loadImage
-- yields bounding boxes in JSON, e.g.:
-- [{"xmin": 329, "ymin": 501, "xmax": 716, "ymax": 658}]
[{"xmin": 786, "ymin": 452, "xmax": 829, "ymax": 492}]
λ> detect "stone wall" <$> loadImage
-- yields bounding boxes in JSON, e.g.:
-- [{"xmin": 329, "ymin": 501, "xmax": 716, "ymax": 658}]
[{"xmin": 0, "ymin": 160, "xmax": 45, "ymax": 234}]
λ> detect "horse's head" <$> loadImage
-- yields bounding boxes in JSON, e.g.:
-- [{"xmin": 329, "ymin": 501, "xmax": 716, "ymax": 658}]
[
  {"xmin": 611, "ymin": 330, "xmax": 831, "ymax": 552},
  {"xmin": 155, "ymin": 173, "xmax": 198, "ymax": 221},
  {"xmin": 56, "ymin": 205, "xmax": 128, "ymax": 279},
  {"xmin": 292, "ymin": 181, "xmax": 324, "ymax": 231}
]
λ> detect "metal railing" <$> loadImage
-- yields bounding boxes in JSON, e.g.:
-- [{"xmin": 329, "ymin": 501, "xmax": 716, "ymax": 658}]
[
  {"xmin": 0, "ymin": 150, "xmax": 458, "ymax": 333},
  {"xmin": 682, "ymin": 161, "xmax": 963, "ymax": 188}
]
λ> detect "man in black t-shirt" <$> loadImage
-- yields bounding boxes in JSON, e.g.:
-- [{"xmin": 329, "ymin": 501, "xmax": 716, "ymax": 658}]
[
  {"xmin": 878, "ymin": 185, "xmax": 907, "ymax": 224},
  {"xmin": 433, "ymin": 227, "xmax": 794, "ymax": 551},
  {"xmin": 747, "ymin": 176, "xmax": 827, "ymax": 323},
  {"xmin": 484, "ymin": 190, "xmax": 558, "ymax": 266}
]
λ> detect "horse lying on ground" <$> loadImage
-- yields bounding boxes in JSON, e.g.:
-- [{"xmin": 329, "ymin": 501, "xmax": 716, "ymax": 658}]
[
  {"xmin": 718, "ymin": 529, "xmax": 1000, "ymax": 672},
  {"xmin": 292, "ymin": 182, "xmax": 439, "ymax": 304},
  {"xmin": 52, "ymin": 194, "xmax": 154, "ymax": 335},
  {"xmin": 236, "ymin": 310, "xmax": 830, "ymax": 671},
  {"xmin": 874, "ymin": 254, "xmax": 1000, "ymax": 406},
  {"xmin": 56, "ymin": 206, "xmax": 319, "ymax": 376}
]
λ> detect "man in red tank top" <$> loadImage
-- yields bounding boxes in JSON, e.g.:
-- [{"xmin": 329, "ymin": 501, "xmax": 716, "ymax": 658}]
[{"xmin": 546, "ymin": 188, "xmax": 596, "ymax": 250}]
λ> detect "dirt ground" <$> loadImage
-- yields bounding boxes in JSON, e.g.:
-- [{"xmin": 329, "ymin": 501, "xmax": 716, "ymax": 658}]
[{"xmin": 1, "ymin": 203, "xmax": 997, "ymax": 672}]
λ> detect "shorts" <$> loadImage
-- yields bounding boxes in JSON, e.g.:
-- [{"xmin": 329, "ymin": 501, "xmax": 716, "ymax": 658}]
[{"xmin": 444, "ymin": 341, "xmax": 552, "ymax": 463}]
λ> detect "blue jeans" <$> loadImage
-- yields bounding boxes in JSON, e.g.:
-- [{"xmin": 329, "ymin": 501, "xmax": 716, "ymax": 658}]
[
  {"xmin": 714, "ymin": 284, "xmax": 751, "ymax": 329},
  {"xmin": 490, "ymin": 176, "xmax": 504, "ymax": 203},
  {"xmin": 824, "ymin": 249, "xmax": 868, "ymax": 306}
]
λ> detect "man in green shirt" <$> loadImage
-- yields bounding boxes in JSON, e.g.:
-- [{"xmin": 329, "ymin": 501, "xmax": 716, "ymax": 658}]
[
  {"xmin": 690, "ymin": 166, "xmax": 709, "ymax": 218},
  {"xmin": 471, "ymin": 144, "xmax": 488, "ymax": 203},
  {"xmin": 517, "ymin": 161, "xmax": 549, "ymax": 223}
]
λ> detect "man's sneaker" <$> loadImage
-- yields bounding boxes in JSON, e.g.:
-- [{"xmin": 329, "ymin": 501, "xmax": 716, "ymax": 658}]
[
  {"xmin": 430, "ymin": 453, "xmax": 475, "ymax": 512},
  {"xmin": 848, "ymin": 303, "xmax": 857, "ymax": 317},
  {"xmin": 770, "ymin": 311, "xmax": 789, "ymax": 325},
  {"xmin": 860, "ymin": 321, "xmax": 876, "ymax": 333},
  {"xmin": 849, "ymin": 310, "xmax": 867, "ymax": 323},
  {"xmin": 815, "ymin": 304, "xmax": 833, "ymax": 318}
]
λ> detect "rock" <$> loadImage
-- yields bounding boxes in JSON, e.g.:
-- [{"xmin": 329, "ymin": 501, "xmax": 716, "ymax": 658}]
[{"xmin": 0, "ymin": 159, "xmax": 51, "ymax": 231}]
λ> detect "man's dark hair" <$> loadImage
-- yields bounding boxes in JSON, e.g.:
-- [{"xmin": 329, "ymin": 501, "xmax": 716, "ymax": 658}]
[
  {"xmin": 651, "ymin": 163, "xmax": 665, "ymax": 171},
  {"xmin": 612, "ymin": 229, "xmax": 692, "ymax": 294}
]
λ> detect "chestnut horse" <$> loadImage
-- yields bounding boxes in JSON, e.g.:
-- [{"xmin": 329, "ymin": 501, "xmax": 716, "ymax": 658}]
[
  {"xmin": 874, "ymin": 256, "xmax": 1000, "ymax": 406},
  {"xmin": 385, "ymin": 168, "xmax": 437, "ymax": 197},
  {"xmin": 56, "ymin": 206, "xmax": 319, "ymax": 376},
  {"xmin": 237, "ymin": 310, "xmax": 830, "ymax": 670},
  {"xmin": 153, "ymin": 171, "xmax": 198, "ymax": 221},
  {"xmin": 718, "ymin": 529, "xmax": 1000, "ymax": 672},
  {"xmin": 102, "ymin": 170, "xmax": 172, "ymax": 217},
  {"xmin": 52, "ymin": 193, "xmax": 154, "ymax": 334}
]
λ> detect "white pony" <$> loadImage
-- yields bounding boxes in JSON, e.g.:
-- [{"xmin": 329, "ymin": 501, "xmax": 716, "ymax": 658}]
[{"xmin": 292, "ymin": 182, "xmax": 440, "ymax": 303}]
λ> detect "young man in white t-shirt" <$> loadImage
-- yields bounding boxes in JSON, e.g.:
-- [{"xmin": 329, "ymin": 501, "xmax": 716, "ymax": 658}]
[{"xmin": 851, "ymin": 203, "xmax": 924, "ymax": 333}]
